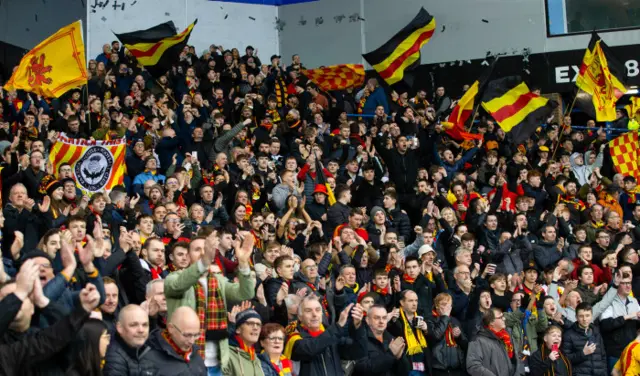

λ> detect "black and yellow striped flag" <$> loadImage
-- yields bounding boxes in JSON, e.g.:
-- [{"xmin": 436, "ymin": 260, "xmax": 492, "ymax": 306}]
[
  {"xmin": 115, "ymin": 20, "xmax": 197, "ymax": 77},
  {"xmin": 481, "ymin": 76, "xmax": 557, "ymax": 144},
  {"xmin": 363, "ymin": 8, "xmax": 435, "ymax": 85}
]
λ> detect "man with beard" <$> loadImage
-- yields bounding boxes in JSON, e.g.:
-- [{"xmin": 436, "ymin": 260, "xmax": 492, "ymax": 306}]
[{"xmin": 121, "ymin": 237, "xmax": 167, "ymax": 305}]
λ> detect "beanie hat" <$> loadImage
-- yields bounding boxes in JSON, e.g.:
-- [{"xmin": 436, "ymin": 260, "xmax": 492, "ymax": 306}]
[
  {"xmin": 235, "ymin": 309, "xmax": 261, "ymax": 328},
  {"xmin": 38, "ymin": 174, "xmax": 62, "ymax": 197},
  {"xmin": 370, "ymin": 206, "xmax": 385, "ymax": 219},
  {"xmin": 22, "ymin": 249, "xmax": 53, "ymax": 263}
]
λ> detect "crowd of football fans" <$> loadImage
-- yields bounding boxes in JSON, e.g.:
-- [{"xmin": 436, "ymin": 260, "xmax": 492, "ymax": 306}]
[{"xmin": 0, "ymin": 39, "xmax": 639, "ymax": 376}]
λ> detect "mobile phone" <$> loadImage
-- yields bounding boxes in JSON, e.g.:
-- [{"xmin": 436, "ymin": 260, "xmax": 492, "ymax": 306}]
[
  {"xmin": 551, "ymin": 344, "xmax": 558, "ymax": 352},
  {"xmin": 192, "ymin": 151, "xmax": 198, "ymax": 160}
]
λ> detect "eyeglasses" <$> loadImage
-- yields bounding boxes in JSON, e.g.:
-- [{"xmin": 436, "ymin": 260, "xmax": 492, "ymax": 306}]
[
  {"xmin": 243, "ymin": 321, "xmax": 262, "ymax": 328},
  {"xmin": 266, "ymin": 336, "xmax": 284, "ymax": 342},
  {"xmin": 171, "ymin": 324, "xmax": 200, "ymax": 340},
  {"xmin": 620, "ymin": 282, "xmax": 633, "ymax": 286}
]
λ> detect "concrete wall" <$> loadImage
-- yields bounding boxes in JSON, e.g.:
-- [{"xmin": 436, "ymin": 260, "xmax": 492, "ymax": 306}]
[
  {"xmin": 0, "ymin": 0, "xmax": 86, "ymax": 49},
  {"xmin": 87, "ymin": 0, "xmax": 279, "ymax": 63},
  {"xmin": 277, "ymin": 0, "xmax": 640, "ymax": 68}
]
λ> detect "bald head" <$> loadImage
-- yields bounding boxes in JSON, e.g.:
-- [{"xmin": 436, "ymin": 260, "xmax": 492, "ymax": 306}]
[
  {"xmin": 168, "ymin": 306, "xmax": 201, "ymax": 352},
  {"xmin": 116, "ymin": 304, "xmax": 149, "ymax": 348}
]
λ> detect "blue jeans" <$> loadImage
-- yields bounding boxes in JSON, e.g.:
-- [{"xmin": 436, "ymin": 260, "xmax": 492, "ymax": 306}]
[{"xmin": 207, "ymin": 366, "xmax": 222, "ymax": 376}]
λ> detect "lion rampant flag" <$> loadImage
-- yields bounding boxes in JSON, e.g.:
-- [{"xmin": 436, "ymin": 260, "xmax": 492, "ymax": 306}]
[
  {"xmin": 49, "ymin": 134, "xmax": 126, "ymax": 193},
  {"xmin": 4, "ymin": 21, "xmax": 87, "ymax": 98}
]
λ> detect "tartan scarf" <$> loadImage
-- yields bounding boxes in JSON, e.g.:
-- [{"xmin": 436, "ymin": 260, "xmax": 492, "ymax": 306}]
[
  {"xmin": 162, "ymin": 330, "xmax": 192, "ymax": 362},
  {"xmin": 400, "ymin": 308, "xmax": 427, "ymax": 355},
  {"xmin": 194, "ymin": 271, "xmax": 228, "ymax": 358},
  {"xmin": 488, "ymin": 326, "xmax": 514, "ymax": 358},
  {"xmin": 385, "ymin": 264, "xmax": 394, "ymax": 273},
  {"xmin": 403, "ymin": 273, "xmax": 416, "ymax": 284},
  {"xmin": 432, "ymin": 309, "xmax": 456, "ymax": 347},
  {"xmin": 167, "ymin": 263, "xmax": 179, "ymax": 273},
  {"xmin": 234, "ymin": 335, "xmax": 256, "ymax": 360},
  {"xmin": 305, "ymin": 282, "xmax": 329, "ymax": 317}
]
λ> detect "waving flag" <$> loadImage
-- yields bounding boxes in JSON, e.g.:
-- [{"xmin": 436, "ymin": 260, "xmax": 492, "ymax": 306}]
[
  {"xmin": 575, "ymin": 32, "xmax": 627, "ymax": 121},
  {"xmin": 49, "ymin": 134, "xmax": 126, "ymax": 194},
  {"xmin": 301, "ymin": 64, "xmax": 365, "ymax": 92},
  {"xmin": 115, "ymin": 20, "xmax": 197, "ymax": 77},
  {"xmin": 481, "ymin": 76, "xmax": 557, "ymax": 144},
  {"xmin": 608, "ymin": 131, "xmax": 640, "ymax": 180},
  {"xmin": 4, "ymin": 21, "xmax": 87, "ymax": 98},
  {"xmin": 363, "ymin": 8, "xmax": 435, "ymax": 85}
]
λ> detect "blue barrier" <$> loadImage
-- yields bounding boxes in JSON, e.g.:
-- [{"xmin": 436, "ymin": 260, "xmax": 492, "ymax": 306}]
[{"xmin": 344, "ymin": 114, "xmax": 631, "ymax": 134}]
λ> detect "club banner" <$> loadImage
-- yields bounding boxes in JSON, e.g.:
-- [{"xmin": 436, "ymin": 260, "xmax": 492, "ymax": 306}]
[{"xmin": 49, "ymin": 134, "xmax": 126, "ymax": 193}]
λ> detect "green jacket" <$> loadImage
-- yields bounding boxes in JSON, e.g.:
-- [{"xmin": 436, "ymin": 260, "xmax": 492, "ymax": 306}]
[
  {"xmin": 222, "ymin": 347, "xmax": 265, "ymax": 376},
  {"xmin": 164, "ymin": 261, "xmax": 256, "ymax": 368},
  {"xmin": 508, "ymin": 309, "xmax": 548, "ymax": 357}
]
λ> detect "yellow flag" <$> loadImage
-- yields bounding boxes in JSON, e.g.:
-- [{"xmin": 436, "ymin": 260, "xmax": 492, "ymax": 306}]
[{"xmin": 4, "ymin": 21, "xmax": 87, "ymax": 98}]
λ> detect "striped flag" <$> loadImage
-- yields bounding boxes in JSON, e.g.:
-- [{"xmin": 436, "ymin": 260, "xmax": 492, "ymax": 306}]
[
  {"xmin": 363, "ymin": 8, "xmax": 435, "ymax": 85},
  {"xmin": 301, "ymin": 64, "xmax": 365, "ymax": 92},
  {"xmin": 315, "ymin": 153, "xmax": 336, "ymax": 206},
  {"xmin": 49, "ymin": 134, "xmax": 126, "ymax": 194},
  {"xmin": 115, "ymin": 20, "xmax": 197, "ymax": 77},
  {"xmin": 481, "ymin": 76, "xmax": 557, "ymax": 144},
  {"xmin": 608, "ymin": 131, "xmax": 640, "ymax": 180},
  {"xmin": 442, "ymin": 62, "xmax": 496, "ymax": 141},
  {"xmin": 576, "ymin": 32, "xmax": 627, "ymax": 121}
]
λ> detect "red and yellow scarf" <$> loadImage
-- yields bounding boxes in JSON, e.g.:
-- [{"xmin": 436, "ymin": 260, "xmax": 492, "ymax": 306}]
[
  {"xmin": 162, "ymin": 330, "xmax": 192, "ymax": 362},
  {"xmin": 488, "ymin": 327, "xmax": 514, "ymax": 358},
  {"xmin": 432, "ymin": 309, "xmax": 456, "ymax": 347}
]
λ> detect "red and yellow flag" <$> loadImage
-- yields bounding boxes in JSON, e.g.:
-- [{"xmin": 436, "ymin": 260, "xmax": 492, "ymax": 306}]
[
  {"xmin": 4, "ymin": 21, "xmax": 87, "ymax": 98},
  {"xmin": 123, "ymin": 21, "xmax": 196, "ymax": 66},
  {"xmin": 301, "ymin": 64, "xmax": 365, "ymax": 92},
  {"xmin": 443, "ymin": 80, "xmax": 483, "ymax": 141},
  {"xmin": 609, "ymin": 131, "xmax": 640, "ymax": 180},
  {"xmin": 363, "ymin": 8, "xmax": 435, "ymax": 85},
  {"xmin": 481, "ymin": 76, "xmax": 557, "ymax": 144},
  {"xmin": 576, "ymin": 32, "xmax": 627, "ymax": 121},
  {"xmin": 49, "ymin": 134, "xmax": 126, "ymax": 194}
]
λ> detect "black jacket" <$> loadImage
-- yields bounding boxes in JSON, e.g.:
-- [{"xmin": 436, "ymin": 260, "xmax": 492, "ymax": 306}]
[
  {"xmin": 103, "ymin": 333, "xmax": 159, "ymax": 376},
  {"xmin": 400, "ymin": 274, "xmax": 433, "ymax": 319},
  {"xmin": 353, "ymin": 325, "xmax": 411, "ymax": 376},
  {"xmin": 0, "ymin": 304, "xmax": 89, "ymax": 376},
  {"xmin": 387, "ymin": 207, "xmax": 411, "ymax": 242},
  {"xmin": 426, "ymin": 314, "xmax": 468, "ymax": 371},
  {"xmin": 326, "ymin": 202, "xmax": 350, "ymax": 236},
  {"xmin": 600, "ymin": 306, "xmax": 640, "ymax": 357},
  {"xmin": 560, "ymin": 322, "xmax": 607, "ymax": 376},
  {"xmin": 144, "ymin": 329, "xmax": 207, "ymax": 376},
  {"xmin": 288, "ymin": 320, "xmax": 367, "ymax": 376},
  {"xmin": 529, "ymin": 345, "xmax": 572, "ymax": 376}
]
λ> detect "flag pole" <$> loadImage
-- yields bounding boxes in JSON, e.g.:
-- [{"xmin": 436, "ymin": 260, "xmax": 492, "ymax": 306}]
[
  {"xmin": 550, "ymin": 91, "xmax": 580, "ymax": 161},
  {"xmin": 465, "ymin": 101, "xmax": 483, "ymax": 133}
]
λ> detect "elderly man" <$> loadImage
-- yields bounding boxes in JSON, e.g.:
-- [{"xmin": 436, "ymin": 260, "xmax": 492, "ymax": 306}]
[
  {"xmin": 104, "ymin": 304, "xmax": 156, "ymax": 375},
  {"xmin": 146, "ymin": 306, "xmax": 207, "ymax": 375},
  {"xmin": 354, "ymin": 304, "xmax": 410, "ymax": 376},
  {"xmin": 467, "ymin": 308, "xmax": 518, "ymax": 376},
  {"xmin": 3, "ymin": 183, "xmax": 43, "ymax": 260},
  {"xmin": 284, "ymin": 297, "xmax": 366, "ymax": 376},
  {"xmin": 164, "ymin": 231, "xmax": 255, "ymax": 375}
]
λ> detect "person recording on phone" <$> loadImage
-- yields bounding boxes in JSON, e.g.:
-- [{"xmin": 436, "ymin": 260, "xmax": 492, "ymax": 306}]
[
  {"xmin": 387, "ymin": 290, "xmax": 432, "ymax": 376},
  {"xmin": 529, "ymin": 325, "xmax": 572, "ymax": 376}
]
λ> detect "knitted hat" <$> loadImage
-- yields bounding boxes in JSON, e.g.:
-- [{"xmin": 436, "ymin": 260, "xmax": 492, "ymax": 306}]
[
  {"xmin": 22, "ymin": 250, "xmax": 53, "ymax": 263},
  {"xmin": 235, "ymin": 309, "xmax": 261, "ymax": 328},
  {"xmin": 38, "ymin": 174, "xmax": 62, "ymax": 197},
  {"xmin": 370, "ymin": 206, "xmax": 385, "ymax": 219}
]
